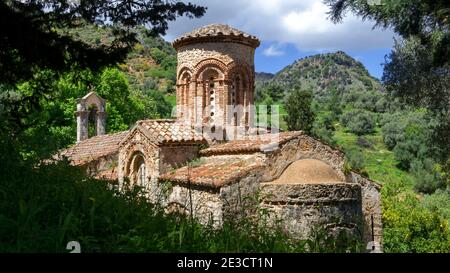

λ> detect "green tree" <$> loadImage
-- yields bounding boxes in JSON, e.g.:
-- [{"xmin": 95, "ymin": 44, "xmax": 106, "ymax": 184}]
[
  {"xmin": 340, "ymin": 109, "xmax": 375, "ymax": 135},
  {"xmin": 325, "ymin": 0, "xmax": 450, "ymax": 164},
  {"xmin": 284, "ymin": 87, "xmax": 315, "ymax": 134},
  {"xmin": 262, "ymin": 83, "xmax": 285, "ymax": 102},
  {"xmin": 0, "ymin": 0, "xmax": 205, "ymax": 86}
]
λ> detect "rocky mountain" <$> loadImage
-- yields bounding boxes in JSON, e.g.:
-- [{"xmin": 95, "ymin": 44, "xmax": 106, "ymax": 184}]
[{"xmin": 256, "ymin": 51, "xmax": 383, "ymax": 99}]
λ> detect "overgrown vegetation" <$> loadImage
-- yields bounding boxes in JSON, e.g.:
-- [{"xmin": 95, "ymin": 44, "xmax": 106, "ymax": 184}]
[
  {"xmin": 256, "ymin": 49, "xmax": 449, "ymax": 253},
  {"xmin": 0, "ymin": 134, "xmax": 361, "ymax": 253}
]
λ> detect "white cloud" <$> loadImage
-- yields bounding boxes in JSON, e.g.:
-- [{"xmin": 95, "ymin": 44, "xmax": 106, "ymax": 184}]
[
  {"xmin": 263, "ymin": 44, "xmax": 285, "ymax": 57},
  {"xmin": 166, "ymin": 0, "xmax": 394, "ymax": 52}
]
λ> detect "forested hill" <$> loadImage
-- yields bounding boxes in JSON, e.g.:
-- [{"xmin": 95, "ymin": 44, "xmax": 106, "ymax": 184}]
[
  {"xmin": 64, "ymin": 23, "xmax": 177, "ymax": 94},
  {"xmin": 257, "ymin": 51, "xmax": 383, "ymax": 97}
]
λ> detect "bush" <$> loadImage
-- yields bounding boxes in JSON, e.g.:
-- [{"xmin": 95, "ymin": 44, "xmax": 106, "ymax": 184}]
[
  {"xmin": 412, "ymin": 159, "xmax": 446, "ymax": 194},
  {"xmin": 312, "ymin": 113, "xmax": 336, "ymax": 146},
  {"xmin": 284, "ymin": 88, "xmax": 315, "ymax": 134},
  {"xmin": 0, "ymin": 135, "xmax": 361, "ymax": 253},
  {"xmin": 381, "ymin": 111, "xmax": 431, "ymax": 166},
  {"xmin": 382, "ymin": 181, "xmax": 450, "ymax": 253},
  {"xmin": 344, "ymin": 148, "xmax": 366, "ymax": 173},
  {"xmin": 340, "ymin": 109, "xmax": 375, "ymax": 135}
]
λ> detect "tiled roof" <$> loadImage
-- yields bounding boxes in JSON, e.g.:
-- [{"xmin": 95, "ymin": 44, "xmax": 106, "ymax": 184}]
[
  {"xmin": 59, "ymin": 131, "xmax": 129, "ymax": 165},
  {"xmin": 136, "ymin": 119, "xmax": 206, "ymax": 144},
  {"xmin": 173, "ymin": 24, "xmax": 260, "ymax": 49},
  {"xmin": 159, "ymin": 155, "xmax": 265, "ymax": 188},
  {"xmin": 200, "ymin": 131, "xmax": 303, "ymax": 156}
]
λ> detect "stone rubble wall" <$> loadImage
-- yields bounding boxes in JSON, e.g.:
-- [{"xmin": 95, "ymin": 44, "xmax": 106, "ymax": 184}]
[
  {"xmin": 159, "ymin": 145, "xmax": 201, "ymax": 174},
  {"xmin": 347, "ymin": 172, "xmax": 383, "ymax": 249},
  {"xmin": 165, "ymin": 184, "xmax": 223, "ymax": 227},
  {"xmin": 259, "ymin": 183, "xmax": 363, "ymax": 240}
]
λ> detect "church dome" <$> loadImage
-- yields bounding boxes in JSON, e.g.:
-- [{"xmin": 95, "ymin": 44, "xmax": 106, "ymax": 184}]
[
  {"xmin": 173, "ymin": 24, "xmax": 260, "ymax": 49},
  {"xmin": 272, "ymin": 159, "xmax": 343, "ymax": 184}
]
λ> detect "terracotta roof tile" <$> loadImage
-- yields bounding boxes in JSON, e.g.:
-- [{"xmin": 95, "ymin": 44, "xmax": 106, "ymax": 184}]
[
  {"xmin": 159, "ymin": 155, "xmax": 265, "ymax": 188},
  {"xmin": 200, "ymin": 131, "xmax": 303, "ymax": 156},
  {"xmin": 59, "ymin": 131, "xmax": 129, "ymax": 165},
  {"xmin": 137, "ymin": 119, "xmax": 206, "ymax": 144},
  {"xmin": 173, "ymin": 24, "xmax": 260, "ymax": 49}
]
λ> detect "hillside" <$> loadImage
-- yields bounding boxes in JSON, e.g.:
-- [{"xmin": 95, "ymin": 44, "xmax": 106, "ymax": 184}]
[
  {"xmin": 257, "ymin": 51, "xmax": 383, "ymax": 98},
  {"xmin": 63, "ymin": 23, "xmax": 177, "ymax": 95}
]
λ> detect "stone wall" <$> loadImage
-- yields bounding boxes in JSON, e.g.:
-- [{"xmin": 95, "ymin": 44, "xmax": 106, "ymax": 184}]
[
  {"xmin": 159, "ymin": 145, "xmax": 201, "ymax": 174},
  {"xmin": 219, "ymin": 172, "xmax": 262, "ymax": 219},
  {"xmin": 347, "ymin": 172, "xmax": 383, "ymax": 249},
  {"xmin": 262, "ymin": 135, "xmax": 346, "ymax": 182},
  {"xmin": 84, "ymin": 153, "xmax": 118, "ymax": 178},
  {"xmin": 259, "ymin": 183, "xmax": 363, "ymax": 240},
  {"xmin": 165, "ymin": 184, "xmax": 223, "ymax": 226}
]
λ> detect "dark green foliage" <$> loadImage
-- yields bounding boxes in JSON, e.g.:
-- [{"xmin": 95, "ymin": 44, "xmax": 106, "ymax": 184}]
[
  {"xmin": 325, "ymin": 0, "xmax": 450, "ymax": 167},
  {"xmin": 340, "ymin": 109, "xmax": 375, "ymax": 135},
  {"xmin": 144, "ymin": 90, "xmax": 173, "ymax": 119},
  {"xmin": 284, "ymin": 88, "xmax": 315, "ymax": 134},
  {"xmin": 381, "ymin": 111, "xmax": 432, "ymax": 170},
  {"xmin": 312, "ymin": 113, "xmax": 336, "ymax": 146},
  {"xmin": 259, "ymin": 83, "xmax": 285, "ymax": 102},
  {"xmin": 383, "ymin": 38, "xmax": 450, "ymax": 162},
  {"xmin": 341, "ymin": 90, "xmax": 387, "ymax": 113},
  {"xmin": 344, "ymin": 148, "xmax": 366, "ymax": 174},
  {"xmin": 412, "ymin": 159, "xmax": 446, "ymax": 194},
  {"xmin": 356, "ymin": 136, "xmax": 373, "ymax": 149},
  {"xmin": 0, "ymin": 133, "xmax": 362, "ymax": 253},
  {"xmin": 0, "ymin": 0, "xmax": 205, "ymax": 85}
]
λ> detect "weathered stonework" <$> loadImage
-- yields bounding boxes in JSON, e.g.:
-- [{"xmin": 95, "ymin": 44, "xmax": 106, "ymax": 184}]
[
  {"xmin": 347, "ymin": 171, "xmax": 383, "ymax": 249},
  {"xmin": 262, "ymin": 134, "xmax": 346, "ymax": 182},
  {"xmin": 58, "ymin": 24, "xmax": 384, "ymax": 251},
  {"xmin": 173, "ymin": 24, "xmax": 259, "ymax": 130},
  {"xmin": 259, "ymin": 183, "xmax": 363, "ymax": 240}
]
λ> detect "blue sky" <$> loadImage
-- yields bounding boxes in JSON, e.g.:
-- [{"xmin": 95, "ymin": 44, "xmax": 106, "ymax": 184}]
[{"xmin": 165, "ymin": 0, "xmax": 395, "ymax": 79}]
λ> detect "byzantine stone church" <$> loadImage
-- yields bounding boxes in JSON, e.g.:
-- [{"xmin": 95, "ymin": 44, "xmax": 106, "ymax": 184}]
[{"xmin": 58, "ymin": 24, "xmax": 382, "ymax": 248}]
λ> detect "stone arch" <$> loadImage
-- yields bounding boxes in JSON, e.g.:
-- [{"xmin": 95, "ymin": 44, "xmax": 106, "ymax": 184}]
[
  {"xmin": 177, "ymin": 65, "xmax": 194, "ymax": 82},
  {"xmin": 126, "ymin": 151, "xmax": 147, "ymax": 187},
  {"xmin": 121, "ymin": 138, "xmax": 154, "ymax": 188},
  {"xmin": 194, "ymin": 58, "xmax": 227, "ymax": 81},
  {"xmin": 227, "ymin": 61, "xmax": 252, "ymax": 82},
  {"xmin": 76, "ymin": 92, "xmax": 106, "ymax": 142},
  {"xmin": 226, "ymin": 62, "xmax": 253, "ymax": 127}
]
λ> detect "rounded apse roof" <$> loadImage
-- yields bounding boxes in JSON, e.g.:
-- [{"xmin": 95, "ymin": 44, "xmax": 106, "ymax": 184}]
[
  {"xmin": 172, "ymin": 24, "xmax": 260, "ymax": 49},
  {"xmin": 271, "ymin": 159, "xmax": 343, "ymax": 184}
]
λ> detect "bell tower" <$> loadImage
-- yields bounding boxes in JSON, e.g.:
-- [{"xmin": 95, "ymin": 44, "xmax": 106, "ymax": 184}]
[
  {"xmin": 75, "ymin": 91, "xmax": 107, "ymax": 142},
  {"xmin": 173, "ymin": 24, "xmax": 260, "ymax": 135}
]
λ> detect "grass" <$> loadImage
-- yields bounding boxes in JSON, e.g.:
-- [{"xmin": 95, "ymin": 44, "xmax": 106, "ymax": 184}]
[{"xmin": 333, "ymin": 124, "xmax": 415, "ymax": 187}]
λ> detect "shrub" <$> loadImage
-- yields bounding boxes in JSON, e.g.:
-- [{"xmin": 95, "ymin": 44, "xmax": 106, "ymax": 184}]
[
  {"xmin": 284, "ymin": 88, "xmax": 315, "ymax": 134},
  {"xmin": 340, "ymin": 109, "xmax": 375, "ymax": 135},
  {"xmin": 412, "ymin": 159, "xmax": 446, "ymax": 194},
  {"xmin": 382, "ymin": 181, "xmax": 450, "ymax": 253},
  {"xmin": 344, "ymin": 148, "xmax": 366, "ymax": 173},
  {"xmin": 312, "ymin": 114, "xmax": 336, "ymax": 146}
]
